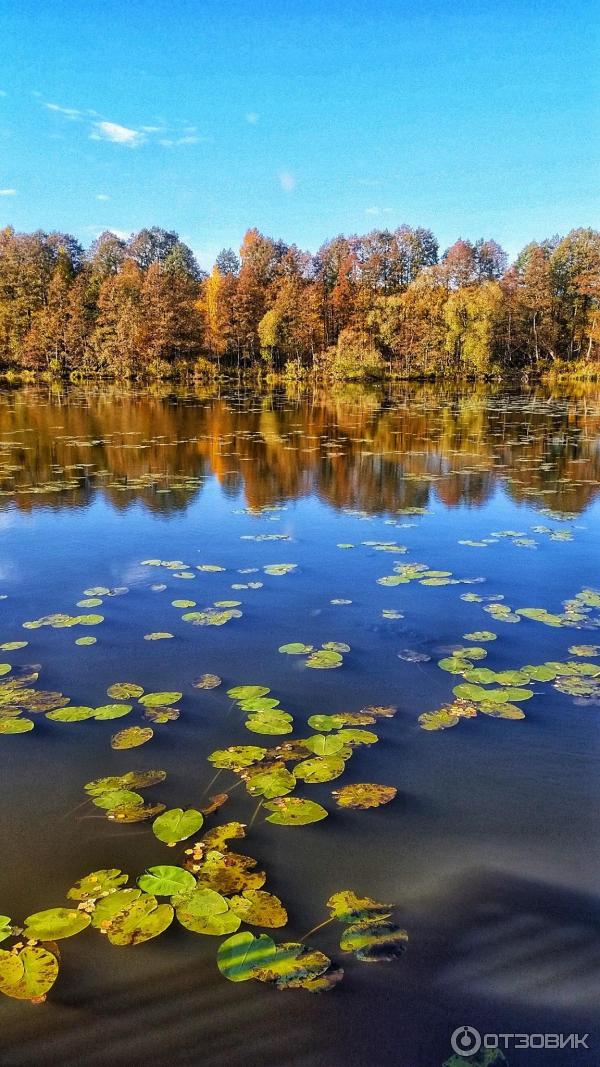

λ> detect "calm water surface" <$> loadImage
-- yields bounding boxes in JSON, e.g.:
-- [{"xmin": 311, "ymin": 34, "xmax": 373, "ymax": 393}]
[{"xmin": 0, "ymin": 384, "xmax": 599, "ymax": 1067}]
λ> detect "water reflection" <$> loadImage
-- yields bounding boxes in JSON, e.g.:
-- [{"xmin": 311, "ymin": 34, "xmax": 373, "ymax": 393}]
[{"xmin": 0, "ymin": 384, "xmax": 599, "ymax": 516}]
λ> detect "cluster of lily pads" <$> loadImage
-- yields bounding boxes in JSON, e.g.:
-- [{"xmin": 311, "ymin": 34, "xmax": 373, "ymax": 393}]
[
  {"xmin": 0, "ymin": 665, "xmax": 70, "ymax": 734},
  {"xmin": 419, "ymin": 646, "xmax": 600, "ymax": 730},
  {"xmin": 209, "ymin": 689, "xmax": 396, "ymax": 821},
  {"xmin": 0, "ymin": 676, "xmax": 183, "ymax": 738},
  {"xmin": 377, "ymin": 562, "xmax": 483, "ymax": 588},
  {"xmin": 467, "ymin": 587, "xmax": 600, "ymax": 629},
  {"xmin": 459, "ymin": 525, "xmax": 576, "ymax": 550},
  {"xmin": 0, "ymin": 701, "xmax": 401, "ymax": 1004},
  {"xmin": 278, "ymin": 642, "xmax": 351, "ymax": 670}
]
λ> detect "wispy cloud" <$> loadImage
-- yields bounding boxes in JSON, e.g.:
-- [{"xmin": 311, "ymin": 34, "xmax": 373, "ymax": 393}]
[
  {"xmin": 0, "ymin": 188, "xmax": 17, "ymax": 196},
  {"xmin": 159, "ymin": 135, "xmax": 200, "ymax": 147},
  {"xmin": 45, "ymin": 101, "xmax": 82, "ymax": 120},
  {"xmin": 0, "ymin": 90, "xmax": 7, "ymax": 98},
  {"xmin": 246, "ymin": 112, "xmax": 259, "ymax": 125},
  {"xmin": 365, "ymin": 206, "xmax": 393, "ymax": 217},
  {"xmin": 42, "ymin": 99, "xmax": 203, "ymax": 150},
  {"xmin": 96, "ymin": 193, "xmax": 110, "ymax": 201},
  {"xmin": 91, "ymin": 121, "xmax": 144, "ymax": 146},
  {"xmin": 279, "ymin": 170, "xmax": 296, "ymax": 192}
]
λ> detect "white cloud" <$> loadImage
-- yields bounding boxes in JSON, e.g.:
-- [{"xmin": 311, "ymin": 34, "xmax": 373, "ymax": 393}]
[
  {"xmin": 96, "ymin": 193, "xmax": 110, "ymax": 201},
  {"xmin": 158, "ymin": 135, "xmax": 199, "ymax": 146},
  {"xmin": 0, "ymin": 188, "xmax": 16, "ymax": 196},
  {"xmin": 45, "ymin": 101, "xmax": 82, "ymax": 120},
  {"xmin": 91, "ymin": 121, "xmax": 144, "ymax": 146},
  {"xmin": 246, "ymin": 112, "xmax": 259, "ymax": 125},
  {"xmin": 279, "ymin": 170, "xmax": 296, "ymax": 192},
  {"xmin": 365, "ymin": 206, "xmax": 393, "ymax": 217}
]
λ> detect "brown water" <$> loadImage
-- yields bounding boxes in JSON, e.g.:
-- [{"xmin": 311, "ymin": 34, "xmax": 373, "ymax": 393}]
[{"xmin": 0, "ymin": 383, "xmax": 599, "ymax": 1067}]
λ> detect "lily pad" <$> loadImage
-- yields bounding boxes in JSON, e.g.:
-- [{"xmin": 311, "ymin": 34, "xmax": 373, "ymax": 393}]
[
  {"xmin": 23, "ymin": 907, "xmax": 91, "ymax": 941},
  {"xmin": 278, "ymin": 643, "xmax": 314, "ymax": 655},
  {"xmin": 193, "ymin": 674, "xmax": 222, "ymax": 690},
  {"xmin": 327, "ymin": 891, "xmax": 393, "ymax": 924},
  {"xmin": 105, "ymin": 896, "xmax": 174, "ymax": 946},
  {"xmin": 305, "ymin": 650, "xmax": 343, "ymax": 670},
  {"xmin": 216, "ymin": 931, "xmax": 277, "ymax": 982},
  {"xmin": 295, "ymin": 756, "xmax": 346, "ymax": 783},
  {"xmin": 152, "ymin": 808, "xmax": 204, "ymax": 845},
  {"xmin": 106, "ymin": 683, "xmax": 144, "ymax": 699},
  {"xmin": 332, "ymin": 783, "xmax": 397, "ymax": 809},
  {"xmin": 254, "ymin": 941, "xmax": 332, "ymax": 989},
  {"xmin": 229, "ymin": 890, "xmax": 288, "ymax": 928},
  {"xmin": 137, "ymin": 865, "xmax": 196, "ymax": 897},
  {"xmin": 339, "ymin": 919, "xmax": 408, "ymax": 961},
  {"xmin": 138, "ymin": 691, "xmax": 182, "ymax": 707},
  {"xmin": 0, "ymin": 945, "xmax": 59, "ymax": 1001},
  {"xmin": 264, "ymin": 797, "xmax": 328, "ymax": 826},
  {"xmin": 245, "ymin": 766, "xmax": 296, "ymax": 799},
  {"xmin": 111, "ymin": 726, "xmax": 154, "ymax": 750},
  {"xmin": 67, "ymin": 869, "xmax": 129, "ymax": 901},
  {"xmin": 94, "ymin": 703, "xmax": 133, "ymax": 720}
]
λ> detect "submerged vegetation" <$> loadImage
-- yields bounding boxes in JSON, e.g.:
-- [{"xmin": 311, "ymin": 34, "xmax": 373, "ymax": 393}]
[{"xmin": 1, "ymin": 223, "xmax": 599, "ymax": 381}]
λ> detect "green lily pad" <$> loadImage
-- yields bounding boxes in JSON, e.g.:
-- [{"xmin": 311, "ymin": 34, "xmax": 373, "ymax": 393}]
[
  {"xmin": 152, "ymin": 808, "xmax": 204, "ymax": 845},
  {"xmin": 226, "ymin": 685, "xmax": 270, "ymax": 700},
  {"xmin": 245, "ymin": 714, "xmax": 293, "ymax": 735},
  {"xmin": 90, "ymin": 889, "xmax": 142, "ymax": 929},
  {"xmin": 278, "ymin": 643, "xmax": 314, "ymax": 655},
  {"xmin": 254, "ymin": 941, "xmax": 332, "ymax": 989},
  {"xmin": 327, "ymin": 891, "xmax": 393, "ymax": 924},
  {"xmin": 0, "ymin": 717, "xmax": 34, "ymax": 733},
  {"xmin": 91, "ymin": 788, "xmax": 144, "ymax": 811},
  {"xmin": 339, "ymin": 919, "xmax": 408, "ymax": 961},
  {"xmin": 208, "ymin": 745, "xmax": 267, "ymax": 770},
  {"xmin": 138, "ymin": 692, "xmax": 182, "ymax": 707},
  {"xmin": 137, "ymin": 865, "xmax": 196, "ymax": 897},
  {"xmin": 23, "ymin": 907, "xmax": 91, "ymax": 941},
  {"xmin": 245, "ymin": 767, "xmax": 296, "ymax": 799},
  {"xmin": 216, "ymin": 931, "xmax": 277, "ymax": 982},
  {"xmin": 105, "ymin": 896, "xmax": 174, "ymax": 946},
  {"xmin": 305, "ymin": 650, "xmax": 343, "ymax": 670},
  {"xmin": 94, "ymin": 703, "xmax": 133, "ymax": 720},
  {"xmin": 303, "ymin": 734, "xmax": 348, "ymax": 756},
  {"xmin": 67, "ymin": 869, "xmax": 129, "ymax": 901},
  {"xmin": 264, "ymin": 797, "xmax": 328, "ymax": 826},
  {"xmin": 295, "ymin": 756, "xmax": 346, "ymax": 783}
]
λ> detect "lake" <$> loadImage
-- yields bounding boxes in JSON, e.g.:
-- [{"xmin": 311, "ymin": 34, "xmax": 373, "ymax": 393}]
[{"xmin": 0, "ymin": 383, "xmax": 599, "ymax": 1067}]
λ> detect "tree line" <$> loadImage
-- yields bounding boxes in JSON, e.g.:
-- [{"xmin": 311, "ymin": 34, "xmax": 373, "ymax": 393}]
[{"xmin": 0, "ymin": 223, "xmax": 598, "ymax": 379}]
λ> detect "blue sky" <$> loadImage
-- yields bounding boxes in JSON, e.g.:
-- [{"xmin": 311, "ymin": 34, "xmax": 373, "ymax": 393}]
[{"xmin": 0, "ymin": 0, "xmax": 598, "ymax": 268}]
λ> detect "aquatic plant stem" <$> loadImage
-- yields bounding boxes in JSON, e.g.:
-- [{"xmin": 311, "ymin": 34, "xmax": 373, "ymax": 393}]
[
  {"xmin": 300, "ymin": 916, "xmax": 335, "ymax": 940},
  {"xmin": 248, "ymin": 799, "xmax": 263, "ymax": 828},
  {"xmin": 200, "ymin": 768, "xmax": 223, "ymax": 799}
]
